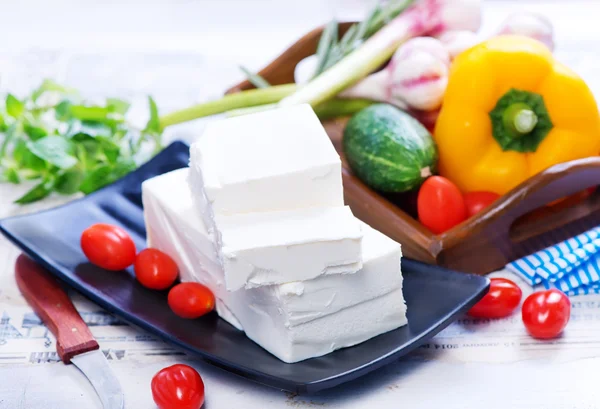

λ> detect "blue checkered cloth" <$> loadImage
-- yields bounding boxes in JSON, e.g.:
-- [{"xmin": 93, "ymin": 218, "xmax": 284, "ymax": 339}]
[{"xmin": 506, "ymin": 227, "xmax": 600, "ymax": 296}]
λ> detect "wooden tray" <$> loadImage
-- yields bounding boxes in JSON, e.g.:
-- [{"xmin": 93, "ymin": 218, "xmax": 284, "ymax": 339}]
[{"xmin": 227, "ymin": 24, "xmax": 600, "ymax": 275}]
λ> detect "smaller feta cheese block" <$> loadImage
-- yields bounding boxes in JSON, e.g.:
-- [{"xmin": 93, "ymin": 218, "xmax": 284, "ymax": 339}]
[
  {"xmin": 188, "ymin": 104, "xmax": 343, "ymax": 236},
  {"xmin": 143, "ymin": 168, "xmax": 407, "ymax": 363},
  {"xmin": 217, "ymin": 206, "xmax": 363, "ymax": 291},
  {"xmin": 245, "ymin": 288, "xmax": 407, "ymax": 363},
  {"xmin": 260, "ymin": 225, "xmax": 402, "ymax": 327}
]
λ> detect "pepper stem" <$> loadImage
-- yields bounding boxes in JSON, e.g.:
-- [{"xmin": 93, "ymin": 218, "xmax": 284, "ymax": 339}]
[
  {"xmin": 502, "ymin": 102, "xmax": 538, "ymax": 135},
  {"xmin": 489, "ymin": 88, "xmax": 553, "ymax": 153}
]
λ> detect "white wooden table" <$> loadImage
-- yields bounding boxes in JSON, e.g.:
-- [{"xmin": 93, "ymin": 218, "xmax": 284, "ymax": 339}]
[{"xmin": 1, "ymin": 1, "xmax": 600, "ymax": 408}]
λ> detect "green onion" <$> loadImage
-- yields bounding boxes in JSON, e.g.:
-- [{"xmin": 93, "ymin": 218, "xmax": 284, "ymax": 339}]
[{"xmin": 159, "ymin": 84, "xmax": 297, "ymax": 128}]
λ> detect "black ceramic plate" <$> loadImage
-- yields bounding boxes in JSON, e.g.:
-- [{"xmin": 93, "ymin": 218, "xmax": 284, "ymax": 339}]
[{"xmin": 0, "ymin": 141, "xmax": 489, "ymax": 393}]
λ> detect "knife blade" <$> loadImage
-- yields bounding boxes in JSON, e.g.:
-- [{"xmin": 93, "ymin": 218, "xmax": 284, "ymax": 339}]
[{"xmin": 15, "ymin": 254, "xmax": 124, "ymax": 409}]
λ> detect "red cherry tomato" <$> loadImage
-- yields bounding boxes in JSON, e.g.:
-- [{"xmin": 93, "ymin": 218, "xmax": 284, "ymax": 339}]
[
  {"xmin": 468, "ymin": 278, "xmax": 522, "ymax": 318},
  {"xmin": 168, "ymin": 283, "xmax": 215, "ymax": 319},
  {"xmin": 151, "ymin": 364, "xmax": 205, "ymax": 409},
  {"xmin": 464, "ymin": 191, "xmax": 501, "ymax": 218},
  {"xmin": 80, "ymin": 223, "xmax": 136, "ymax": 271},
  {"xmin": 134, "ymin": 249, "xmax": 179, "ymax": 290},
  {"xmin": 417, "ymin": 176, "xmax": 467, "ymax": 234},
  {"xmin": 522, "ymin": 289, "xmax": 571, "ymax": 339}
]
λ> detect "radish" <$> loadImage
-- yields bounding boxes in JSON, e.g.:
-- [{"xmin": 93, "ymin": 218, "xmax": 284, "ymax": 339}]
[
  {"xmin": 280, "ymin": 0, "xmax": 482, "ymax": 108},
  {"xmin": 436, "ymin": 30, "xmax": 479, "ymax": 58},
  {"xmin": 496, "ymin": 12, "xmax": 554, "ymax": 51},
  {"xmin": 340, "ymin": 37, "xmax": 451, "ymax": 111}
]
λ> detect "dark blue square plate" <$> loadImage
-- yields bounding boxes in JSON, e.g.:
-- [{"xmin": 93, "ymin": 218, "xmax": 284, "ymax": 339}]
[{"xmin": 0, "ymin": 141, "xmax": 489, "ymax": 393}]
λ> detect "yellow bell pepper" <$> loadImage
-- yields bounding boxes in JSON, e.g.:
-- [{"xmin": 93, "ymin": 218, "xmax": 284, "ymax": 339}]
[{"xmin": 434, "ymin": 35, "xmax": 600, "ymax": 195}]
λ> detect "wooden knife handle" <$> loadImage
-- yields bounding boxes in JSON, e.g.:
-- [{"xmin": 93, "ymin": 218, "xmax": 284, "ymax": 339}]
[{"xmin": 15, "ymin": 254, "xmax": 99, "ymax": 364}]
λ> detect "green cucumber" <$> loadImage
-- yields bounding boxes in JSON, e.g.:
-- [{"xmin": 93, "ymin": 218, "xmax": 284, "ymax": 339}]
[{"xmin": 343, "ymin": 104, "xmax": 437, "ymax": 192}]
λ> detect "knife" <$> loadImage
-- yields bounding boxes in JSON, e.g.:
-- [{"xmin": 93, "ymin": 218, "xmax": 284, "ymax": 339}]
[{"xmin": 15, "ymin": 254, "xmax": 125, "ymax": 409}]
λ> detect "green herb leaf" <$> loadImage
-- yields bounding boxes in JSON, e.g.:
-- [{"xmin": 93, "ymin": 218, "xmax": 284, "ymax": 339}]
[
  {"xmin": 68, "ymin": 121, "xmax": 112, "ymax": 139},
  {"xmin": 55, "ymin": 167, "xmax": 84, "ymax": 194},
  {"xmin": 27, "ymin": 136, "xmax": 77, "ymax": 169},
  {"xmin": 6, "ymin": 94, "xmax": 24, "ymax": 118},
  {"xmin": 23, "ymin": 122, "xmax": 49, "ymax": 141},
  {"xmin": 31, "ymin": 79, "xmax": 78, "ymax": 102},
  {"xmin": 13, "ymin": 140, "xmax": 47, "ymax": 172},
  {"xmin": 0, "ymin": 112, "xmax": 7, "ymax": 132},
  {"xmin": 0, "ymin": 79, "xmax": 161, "ymax": 204},
  {"xmin": 98, "ymin": 137, "xmax": 121, "ymax": 163},
  {"xmin": 79, "ymin": 140, "xmax": 101, "ymax": 161},
  {"xmin": 107, "ymin": 98, "xmax": 131, "ymax": 115},
  {"xmin": 4, "ymin": 168, "xmax": 20, "ymax": 184},
  {"xmin": 14, "ymin": 178, "xmax": 55, "ymax": 204},
  {"xmin": 145, "ymin": 96, "xmax": 160, "ymax": 134},
  {"xmin": 12, "ymin": 140, "xmax": 28, "ymax": 164},
  {"xmin": 0, "ymin": 123, "xmax": 20, "ymax": 159},
  {"xmin": 69, "ymin": 105, "xmax": 112, "ymax": 122},
  {"xmin": 112, "ymin": 157, "xmax": 136, "ymax": 178},
  {"xmin": 79, "ymin": 164, "xmax": 113, "ymax": 194},
  {"xmin": 240, "ymin": 66, "xmax": 271, "ymax": 89},
  {"xmin": 55, "ymin": 100, "xmax": 73, "ymax": 121}
]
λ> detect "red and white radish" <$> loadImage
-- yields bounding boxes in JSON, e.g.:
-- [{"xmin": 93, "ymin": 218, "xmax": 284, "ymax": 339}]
[
  {"xmin": 281, "ymin": 0, "xmax": 482, "ymax": 108},
  {"xmin": 496, "ymin": 12, "xmax": 554, "ymax": 51},
  {"xmin": 436, "ymin": 30, "xmax": 479, "ymax": 59},
  {"xmin": 340, "ymin": 37, "xmax": 451, "ymax": 111}
]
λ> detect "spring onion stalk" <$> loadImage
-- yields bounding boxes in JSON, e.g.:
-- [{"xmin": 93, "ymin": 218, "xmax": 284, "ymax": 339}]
[
  {"xmin": 313, "ymin": 98, "xmax": 374, "ymax": 120},
  {"xmin": 225, "ymin": 104, "xmax": 277, "ymax": 117},
  {"xmin": 227, "ymin": 98, "xmax": 374, "ymax": 120},
  {"xmin": 159, "ymin": 83, "xmax": 297, "ymax": 128},
  {"xmin": 279, "ymin": 0, "xmax": 482, "ymax": 108}
]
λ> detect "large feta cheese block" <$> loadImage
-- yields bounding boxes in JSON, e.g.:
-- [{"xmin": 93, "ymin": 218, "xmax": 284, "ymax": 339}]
[
  {"xmin": 143, "ymin": 168, "xmax": 407, "ymax": 363},
  {"xmin": 188, "ymin": 104, "xmax": 343, "ymax": 233},
  {"xmin": 215, "ymin": 206, "xmax": 363, "ymax": 291}
]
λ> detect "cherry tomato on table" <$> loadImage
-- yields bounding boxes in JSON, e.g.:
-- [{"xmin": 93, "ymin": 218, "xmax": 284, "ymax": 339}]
[
  {"xmin": 168, "ymin": 282, "xmax": 215, "ymax": 319},
  {"xmin": 522, "ymin": 289, "xmax": 571, "ymax": 339},
  {"xmin": 134, "ymin": 248, "xmax": 179, "ymax": 290},
  {"xmin": 80, "ymin": 223, "xmax": 136, "ymax": 271},
  {"xmin": 152, "ymin": 364, "xmax": 205, "ymax": 409},
  {"xmin": 468, "ymin": 278, "xmax": 522, "ymax": 318},
  {"xmin": 464, "ymin": 191, "xmax": 501, "ymax": 218},
  {"xmin": 417, "ymin": 176, "xmax": 467, "ymax": 234}
]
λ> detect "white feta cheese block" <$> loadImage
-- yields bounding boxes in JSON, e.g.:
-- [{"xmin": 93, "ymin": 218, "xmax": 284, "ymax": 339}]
[
  {"xmin": 245, "ymin": 288, "xmax": 406, "ymax": 363},
  {"xmin": 258, "ymin": 225, "xmax": 403, "ymax": 327},
  {"xmin": 216, "ymin": 206, "xmax": 363, "ymax": 291},
  {"xmin": 188, "ymin": 103, "xmax": 343, "ymax": 234},
  {"xmin": 143, "ymin": 168, "xmax": 407, "ymax": 363}
]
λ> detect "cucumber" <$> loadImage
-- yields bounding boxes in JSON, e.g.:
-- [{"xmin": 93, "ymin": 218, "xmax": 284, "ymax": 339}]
[{"xmin": 343, "ymin": 104, "xmax": 437, "ymax": 192}]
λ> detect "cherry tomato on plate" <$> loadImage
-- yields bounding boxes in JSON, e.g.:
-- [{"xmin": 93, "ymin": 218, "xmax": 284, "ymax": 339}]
[
  {"xmin": 464, "ymin": 191, "xmax": 501, "ymax": 218},
  {"xmin": 80, "ymin": 223, "xmax": 136, "ymax": 271},
  {"xmin": 417, "ymin": 176, "xmax": 467, "ymax": 234},
  {"xmin": 468, "ymin": 278, "xmax": 522, "ymax": 318},
  {"xmin": 151, "ymin": 364, "xmax": 205, "ymax": 409},
  {"xmin": 522, "ymin": 289, "xmax": 571, "ymax": 339},
  {"xmin": 168, "ymin": 283, "xmax": 215, "ymax": 319},
  {"xmin": 134, "ymin": 248, "xmax": 179, "ymax": 290}
]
